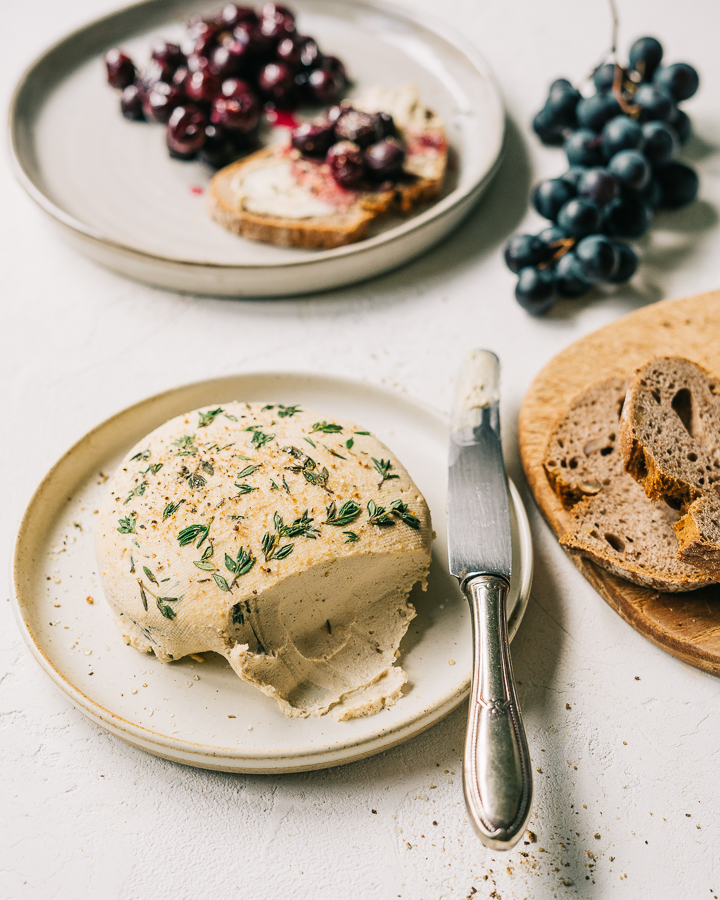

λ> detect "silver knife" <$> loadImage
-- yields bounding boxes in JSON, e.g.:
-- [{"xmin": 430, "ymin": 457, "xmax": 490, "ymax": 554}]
[{"xmin": 447, "ymin": 349, "xmax": 532, "ymax": 850}]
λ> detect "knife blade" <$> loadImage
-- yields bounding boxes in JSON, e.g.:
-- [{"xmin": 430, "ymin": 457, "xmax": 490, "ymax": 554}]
[{"xmin": 448, "ymin": 349, "xmax": 532, "ymax": 851}]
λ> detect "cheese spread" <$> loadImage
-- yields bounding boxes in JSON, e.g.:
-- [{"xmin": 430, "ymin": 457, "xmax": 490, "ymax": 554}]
[
  {"xmin": 95, "ymin": 402, "xmax": 433, "ymax": 718},
  {"xmin": 232, "ymin": 160, "xmax": 338, "ymax": 219}
]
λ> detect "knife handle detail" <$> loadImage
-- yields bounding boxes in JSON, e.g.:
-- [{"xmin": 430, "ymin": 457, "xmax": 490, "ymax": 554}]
[{"xmin": 462, "ymin": 574, "xmax": 532, "ymax": 850}]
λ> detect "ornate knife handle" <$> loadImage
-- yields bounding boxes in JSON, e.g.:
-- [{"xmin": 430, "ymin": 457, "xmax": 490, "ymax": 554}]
[{"xmin": 462, "ymin": 574, "xmax": 532, "ymax": 850}]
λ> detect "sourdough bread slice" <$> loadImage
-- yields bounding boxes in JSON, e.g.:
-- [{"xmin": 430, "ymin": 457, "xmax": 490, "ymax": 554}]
[
  {"xmin": 208, "ymin": 83, "xmax": 448, "ymax": 248},
  {"xmin": 544, "ymin": 376, "xmax": 712, "ymax": 591},
  {"xmin": 620, "ymin": 356, "xmax": 720, "ymax": 579}
]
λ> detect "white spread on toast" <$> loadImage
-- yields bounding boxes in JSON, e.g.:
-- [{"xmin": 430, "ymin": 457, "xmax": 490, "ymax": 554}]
[
  {"xmin": 95, "ymin": 402, "xmax": 433, "ymax": 719},
  {"xmin": 231, "ymin": 159, "xmax": 339, "ymax": 219}
]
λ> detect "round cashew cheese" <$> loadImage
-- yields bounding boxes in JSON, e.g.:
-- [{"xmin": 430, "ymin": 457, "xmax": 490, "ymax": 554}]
[{"xmin": 95, "ymin": 402, "xmax": 433, "ymax": 718}]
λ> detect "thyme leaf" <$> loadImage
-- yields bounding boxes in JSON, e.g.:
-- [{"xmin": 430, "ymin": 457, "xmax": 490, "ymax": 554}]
[
  {"xmin": 172, "ymin": 434, "xmax": 198, "ymax": 457},
  {"xmin": 343, "ymin": 531, "xmax": 359, "ymax": 543},
  {"xmin": 324, "ymin": 500, "xmax": 361, "ymax": 527},
  {"xmin": 156, "ymin": 598, "xmax": 176, "ymax": 619},
  {"xmin": 177, "ymin": 517, "xmax": 214, "ymax": 548},
  {"xmin": 163, "ymin": 499, "xmax": 185, "ymax": 521},
  {"xmin": 390, "ymin": 500, "xmax": 421, "ymax": 529},
  {"xmin": 234, "ymin": 483, "xmax": 257, "ymax": 495},
  {"xmin": 278, "ymin": 404, "xmax": 302, "ymax": 418},
  {"xmin": 246, "ymin": 427, "xmax": 275, "ymax": 448},
  {"xmin": 138, "ymin": 581, "xmax": 148, "ymax": 610},
  {"xmin": 117, "ymin": 513, "xmax": 137, "ymax": 534},
  {"xmin": 193, "ymin": 560, "xmax": 216, "ymax": 571},
  {"xmin": 322, "ymin": 444, "xmax": 346, "ymax": 459},
  {"xmin": 213, "ymin": 573, "xmax": 231, "ymax": 592},
  {"xmin": 311, "ymin": 421, "xmax": 343, "ymax": 434},
  {"xmin": 142, "ymin": 463, "xmax": 163, "ymax": 475},
  {"xmin": 346, "ymin": 438, "xmax": 354, "ymax": 449},
  {"xmin": 130, "ymin": 448, "xmax": 151, "ymax": 462},
  {"xmin": 143, "ymin": 566, "xmax": 158, "ymax": 585},
  {"xmin": 198, "ymin": 407, "xmax": 224, "ymax": 427},
  {"xmin": 367, "ymin": 500, "xmax": 395, "ymax": 526},
  {"xmin": 372, "ymin": 457, "xmax": 400, "ymax": 486},
  {"xmin": 303, "ymin": 437, "xmax": 316, "ymax": 448},
  {"xmin": 237, "ymin": 464, "xmax": 261, "ymax": 478},
  {"xmin": 201, "ymin": 460, "xmax": 214, "ymax": 476}
]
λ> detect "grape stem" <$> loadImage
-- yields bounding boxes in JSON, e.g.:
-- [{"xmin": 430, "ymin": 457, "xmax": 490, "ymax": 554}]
[{"xmin": 537, "ymin": 237, "xmax": 576, "ymax": 270}]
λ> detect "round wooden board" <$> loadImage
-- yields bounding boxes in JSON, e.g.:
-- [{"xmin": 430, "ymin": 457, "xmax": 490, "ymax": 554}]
[{"xmin": 519, "ymin": 289, "xmax": 720, "ymax": 675}]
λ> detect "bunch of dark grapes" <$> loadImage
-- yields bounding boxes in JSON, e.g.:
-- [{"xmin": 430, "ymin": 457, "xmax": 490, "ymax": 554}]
[
  {"xmin": 505, "ymin": 36, "xmax": 699, "ymax": 315},
  {"xmin": 103, "ymin": 2, "xmax": 347, "ymax": 169}
]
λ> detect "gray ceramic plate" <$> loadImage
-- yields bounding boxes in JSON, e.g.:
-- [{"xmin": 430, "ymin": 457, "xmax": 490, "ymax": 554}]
[
  {"xmin": 11, "ymin": 373, "xmax": 532, "ymax": 773},
  {"xmin": 9, "ymin": 0, "xmax": 504, "ymax": 297}
]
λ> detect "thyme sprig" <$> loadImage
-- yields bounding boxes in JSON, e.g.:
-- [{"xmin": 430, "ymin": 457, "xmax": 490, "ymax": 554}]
[
  {"xmin": 198, "ymin": 407, "xmax": 224, "ymax": 427},
  {"xmin": 372, "ymin": 457, "xmax": 400, "ymax": 486},
  {"xmin": 284, "ymin": 446, "xmax": 331, "ymax": 492},
  {"xmin": 193, "ymin": 543, "xmax": 216, "ymax": 571},
  {"xmin": 163, "ymin": 499, "xmax": 185, "ymax": 520},
  {"xmin": 324, "ymin": 500, "xmax": 361, "ymax": 527},
  {"xmin": 172, "ymin": 434, "xmax": 198, "ymax": 457},
  {"xmin": 246, "ymin": 427, "xmax": 275, "ymax": 448},
  {"xmin": 177, "ymin": 517, "xmax": 214, "ymax": 548},
  {"xmin": 224, "ymin": 547, "xmax": 256, "ymax": 587},
  {"xmin": 156, "ymin": 598, "xmax": 177, "ymax": 619},
  {"xmin": 130, "ymin": 448, "xmax": 150, "ymax": 462},
  {"xmin": 343, "ymin": 531, "xmax": 359, "ymax": 543},
  {"xmin": 367, "ymin": 500, "xmax": 395, "ymax": 526},
  {"xmin": 123, "ymin": 481, "xmax": 148, "ymax": 504},
  {"xmin": 234, "ymin": 483, "xmax": 257, "ymax": 496},
  {"xmin": 311, "ymin": 421, "xmax": 343, "ymax": 433},
  {"xmin": 117, "ymin": 513, "xmax": 137, "ymax": 534},
  {"xmin": 278, "ymin": 404, "xmax": 302, "ymax": 417},
  {"xmin": 142, "ymin": 463, "xmax": 163, "ymax": 476},
  {"xmin": 390, "ymin": 499, "xmax": 421, "ymax": 529}
]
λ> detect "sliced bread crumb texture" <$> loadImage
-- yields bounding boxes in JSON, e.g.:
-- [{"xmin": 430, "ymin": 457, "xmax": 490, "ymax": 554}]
[
  {"xmin": 544, "ymin": 376, "xmax": 713, "ymax": 591},
  {"xmin": 620, "ymin": 356, "xmax": 720, "ymax": 580}
]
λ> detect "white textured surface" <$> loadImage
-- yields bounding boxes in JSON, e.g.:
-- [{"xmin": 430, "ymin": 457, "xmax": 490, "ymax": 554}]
[{"xmin": 3, "ymin": 0, "xmax": 720, "ymax": 897}]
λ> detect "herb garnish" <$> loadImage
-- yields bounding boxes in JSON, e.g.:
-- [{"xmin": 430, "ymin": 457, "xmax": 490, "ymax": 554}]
[
  {"xmin": 262, "ymin": 532, "xmax": 294, "ymax": 561},
  {"xmin": 367, "ymin": 500, "xmax": 395, "ymax": 526},
  {"xmin": 172, "ymin": 434, "xmax": 198, "ymax": 456},
  {"xmin": 117, "ymin": 513, "xmax": 137, "ymax": 534},
  {"xmin": 163, "ymin": 499, "xmax": 185, "ymax": 520},
  {"xmin": 131, "ymin": 448, "xmax": 151, "ymax": 462},
  {"xmin": 322, "ymin": 444, "xmax": 346, "ymax": 459},
  {"xmin": 123, "ymin": 481, "xmax": 148, "ymax": 504},
  {"xmin": 231, "ymin": 601, "xmax": 250, "ymax": 625},
  {"xmin": 372, "ymin": 457, "xmax": 400, "ymax": 486},
  {"xmin": 193, "ymin": 544, "xmax": 215, "ymax": 571},
  {"xmin": 343, "ymin": 531, "xmax": 359, "ymax": 543},
  {"xmin": 177, "ymin": 517, "xmax": 214, "ymax": 548},
  {"xmin": 156, "ymin": 598, "xmax": 177, "ymax": 619},
  {"xmin": 284, "ymin": 446, "xmax": 331, "ymax": 492},
  {"xmin": 246, "ymin": 427, "xmax": 275, "ymax": 448},
  {"xmin": 390, "ymin": 499, "xmax": 421, "ymax": 529},
  {"xmin": 324, "ymin": 500, "xmax": 361, "ymax": 527},
  {"xmin": 130, "ymin": 555, "xmax": 136, "ymax": 573},
  {"xmin": 225, "ymin": 546, "xmax": 256, "ymax": 584},
  {"xmin": 179, "ymin": 465, "xmax": 207, "ymax": 490},
  {"xmin": 142, "ymin": 463, "xmax": 163, "ymax": 476},
  {"xmin": 237, "ymin": 463, "xmax": 260, "ymax": 479},
  {"xmin": 201, "ymin": 460, "xmax": 214, "ymax": 476},
  {"xmin": 278, "ymin": 405, "xmax": 302, "ymax": 418},
  {"xmin": 311, "ymin": 421, "xmax": 343, "ymax": 433},
  {"xmin": 234, "ymin": 483, "xmax": 257, "ymax": 496},
  {"xmin": 354, "ymin": 431, "xmax": 370, "ymax": 436},
  {"xmin": 213, "ymin": 573, "xmax": 231, "ymax": 592},
  {"xmin": 346, "ymin": 438, "xmax": 354, "ymax": 450},
  {"xmin": 198, "ymin": 407, "xmax": 224, "ymax": 427},
  {"xmin": 138, "ymin": 580, "xmax": 148, "ymax": 610},
  {"xmin": 303, "ymin": 437, "xmax": 316, "ymax": 448},
  {"xmin": 143, "ymin": 565, "xmax": 158, "ymax": 584}
]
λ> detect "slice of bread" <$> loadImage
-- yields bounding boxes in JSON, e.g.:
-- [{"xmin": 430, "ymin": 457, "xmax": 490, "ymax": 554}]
[
  {"xmin": 620, "ymin": 356, "xmax": 720, "ymax": 579},
  {"xmin": 544, "ymin": 376, "xmax": 713, "ymax": 591},
  {"xmin": 208, "ymin": 84, "xmax": 448, "ymax": 249}
]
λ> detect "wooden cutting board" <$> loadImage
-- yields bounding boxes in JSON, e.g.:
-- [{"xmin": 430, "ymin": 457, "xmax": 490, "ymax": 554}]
[{"xmin": 519, "ymin": 289, "xmax": 720, "ymax": 675}]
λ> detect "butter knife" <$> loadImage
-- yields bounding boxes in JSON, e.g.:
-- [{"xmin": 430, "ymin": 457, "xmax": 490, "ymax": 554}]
[{"xmin": 447, "ymin": 349, "xmax": 532, "ymax": 851}]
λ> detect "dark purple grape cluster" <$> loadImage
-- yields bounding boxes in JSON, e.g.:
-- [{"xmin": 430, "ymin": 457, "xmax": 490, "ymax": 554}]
[
  {"xmin": 103, "ymin": 3, "xmax": 348, "ymax": 168},
  {"xmin": 290, "ymin": 104, "xmax": 405, "ymax": 188},
  {"xmin": 506, "ymin": 36, "xmax": 700, "ymax": 315}
]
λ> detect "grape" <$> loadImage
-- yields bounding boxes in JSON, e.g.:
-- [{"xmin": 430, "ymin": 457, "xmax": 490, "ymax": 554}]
[
  {"xmin": 564, "ymin": 129, "xmax": 603, "ymax": 167},
  {"xmin": 575, "ymin": 234, "xmax": 619, "ymax": 282},
  {"xmin": 608, "ymin": 149, "xmax": 651, "ymax": 190},
  {"xmin": 634, "ymin": 83, "xmax": 674, "ymax": 122},
  {"xmin": 560, "ymin": 166, "xmax": 587, "ymax": 188},
  {"xmin": 515, "ymin": 267, "xmax": 557, "ymax": 315},
  {"xmin": 533, "ymin": 109, "xmax": 565, "ymax": 146},
  {"xmin": 641, "ymin": 121, "xmax": 677, "ymax": 166},
  {"xmin": 555, "ymin": 251, "xmax": 592, "ymax": 298},
  {"xmin": 654, "ymin": 162, "xmax": 699, "ymax": 208},
  {"xmin": 601, "ymin": 115, "xmax": 644, "ymax": 160},
  {"xmin": 603, "ymin": 197, "xmax": 652, "ymax": 237},
  {"xmin": 557, "ymin": 197, "xmax": 602, "ymax": 237},
  {"xmin": 653, "ymin": 63, "xmax": 699, "ymax": 102},
  {"xmin": 577, "ymin": 167, "xmax": 619, "ymax": 205},
  {"xmin": 549, "ymin": 78, "xmax": 573, "ymax": 91},
  {"xmin": 504, "ymin": 234, "xmax": 546, "ymax": 273},
  {"xmin": 544, "ymin": 82, "xmax": 581, "ymax": 128},
  {"xmin": 576, "ymin": 92, "xmax": 621, "ymax": 131},
  {"xmin": 626, "ymin": 178, "xmax": 662, "ymax": 210},
  {"xmin": 593, "ymin": 63, "xmax": 617, "ymax": 93},
  {"xmin": 629, "ymin": 37, "xmax": 663, "ymax": 81},
  {"xmin": 538, "ymin": 225, "xmax": 570, "ymax": 257},
  {"xmin": 607, "ymin": 242, "xmax": 639, "ymax": 283},
  {"xmin": 532, "ymin": 178, "xmax": 576, "ymax": 221},
  {"xmin": 669, "ymin": 108, "xmax": 692, "ymax": 144}
]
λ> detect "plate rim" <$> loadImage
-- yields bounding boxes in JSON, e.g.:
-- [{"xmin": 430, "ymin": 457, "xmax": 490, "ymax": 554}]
[
  {"xmin": 7, "ymin": 0, "xmax": 505, "ymax": 272},
  {"xmin": 10, "ymin": 370, "xmax": 532, "ymax": 772}
]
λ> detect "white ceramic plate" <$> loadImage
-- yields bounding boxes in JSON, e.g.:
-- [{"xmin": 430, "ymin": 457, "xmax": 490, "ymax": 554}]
[
  {"xmin": 9, "ymin": 0, "xmax": 504, "ymax": 297},
  {"xmin": 11, "ymin": 373, "xmax": 532, "ymax": 773}
]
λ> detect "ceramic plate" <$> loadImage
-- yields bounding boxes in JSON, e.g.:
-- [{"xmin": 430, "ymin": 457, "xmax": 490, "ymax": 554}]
[
  {"xmin": 9, "ymin": 0, "xmax": 504, "ymax": 297},
  {"xmin": 11, "ymin": 373, "xmax": 532, "ymax": 773}
]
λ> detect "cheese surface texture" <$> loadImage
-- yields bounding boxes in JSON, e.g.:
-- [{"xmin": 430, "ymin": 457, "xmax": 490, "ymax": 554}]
[{"xmin": 95, "ymin": 402, "xmax": 433, "ymax": 718}]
